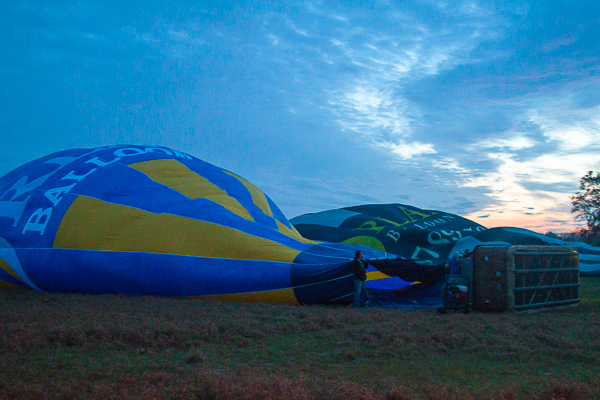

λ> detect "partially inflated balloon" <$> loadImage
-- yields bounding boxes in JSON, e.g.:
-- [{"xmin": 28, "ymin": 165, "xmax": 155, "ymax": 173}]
[
  {"xmin": 291, "ymin": 204, "xmax": 600, "ymax": 276},
  {"xmin": 0, "ymin": 145, "xmax": 420, "ymax": 305}
]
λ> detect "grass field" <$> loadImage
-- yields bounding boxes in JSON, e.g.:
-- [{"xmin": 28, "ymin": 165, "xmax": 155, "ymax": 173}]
[{"xmin": 1, "ymin": 278, "xmax": 599, "ymax": 399}]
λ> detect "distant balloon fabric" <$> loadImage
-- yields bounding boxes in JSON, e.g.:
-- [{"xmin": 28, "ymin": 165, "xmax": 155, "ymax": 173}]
[
  {"xmin": 291, "ymin": 204, "xmax": 486, "ymax": 266},
  {"xmin": 291, "ymin": 205, "xmax": 600, "ymax": 277}
]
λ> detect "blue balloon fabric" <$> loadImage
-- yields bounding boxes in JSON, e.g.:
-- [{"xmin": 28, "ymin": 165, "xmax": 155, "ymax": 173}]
[{"xmin": 0, "ymin": 145, "xmax": 415, "ymax": 305}]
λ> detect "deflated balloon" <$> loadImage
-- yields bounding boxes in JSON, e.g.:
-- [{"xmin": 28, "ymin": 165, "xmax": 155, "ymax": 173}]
[
  {"xmin": 0, "ymin": 145, "xmax": 421, "ymax": 305},
  {"xmin": 291, "ymin": 204, "xmax": 600, "ymax": 277}
]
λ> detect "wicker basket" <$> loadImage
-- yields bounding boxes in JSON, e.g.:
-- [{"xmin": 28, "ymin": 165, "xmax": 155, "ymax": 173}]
[{"xmin": 473, "ymin": 245, "xmax": 579, "ymax": 312}]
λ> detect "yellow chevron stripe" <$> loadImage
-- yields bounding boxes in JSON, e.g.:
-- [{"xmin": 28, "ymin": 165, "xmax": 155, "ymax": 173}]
[
  {"xmin": 129, "ymin": 159, "xmax": 254, "ymax": 221},
  {"xmin": 366, "ymin": 270, "xmax": 420, "ymax": 285},
  {"xmin": 289, "ymin": 223, "xmax": 303, "ymax": 237},
  {"xmin": 224, "ymin": 171, "xmax": 273, "ymax": 217},
  {"xmin": 53, "ymin": 196, "xmax": 301, "ymax": 263},
  {"xmin": 0, "ymin": 258, "xmax": 23, "ymax": 282},
  {"xmin": 187, "ymin": 287, "xmax": 299, "ymax": 305},
  {"xmin": 204, "ymin": 195, "xmax": 255, "ymax": 222},
  {"xmin": 366, "ymin": 270, "xmax": 393, "ymax": 281}
]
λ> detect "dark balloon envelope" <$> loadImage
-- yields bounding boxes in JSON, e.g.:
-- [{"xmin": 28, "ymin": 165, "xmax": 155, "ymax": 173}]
[{"xmin": 291, "ymin": 204, "xmax": 600, "ymax": 277}]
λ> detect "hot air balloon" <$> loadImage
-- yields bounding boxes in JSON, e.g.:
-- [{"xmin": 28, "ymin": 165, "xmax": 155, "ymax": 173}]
[
  {"xmin": 0, "ymin": 145, "xmax": 422, "ymax": 305},
  {"xmin": 291, "ymin": 204, "xmax": 600, "ymax": 277}
]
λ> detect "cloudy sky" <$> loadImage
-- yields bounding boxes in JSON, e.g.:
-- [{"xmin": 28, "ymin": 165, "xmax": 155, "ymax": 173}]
[{"xmin": 1, "ymin": 0, "xmax": 599, "ymax": 233}]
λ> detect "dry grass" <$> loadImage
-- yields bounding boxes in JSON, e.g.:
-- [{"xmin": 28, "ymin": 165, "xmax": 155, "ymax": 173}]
[{"xmin": 1, "ymin": 279, "xmax": 599, "ymax": 399}]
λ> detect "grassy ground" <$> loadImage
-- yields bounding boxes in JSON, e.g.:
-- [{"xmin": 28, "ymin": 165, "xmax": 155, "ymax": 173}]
[{"xmin": 1, "ymin": 279, "xmax": 599, "ymax": 400}]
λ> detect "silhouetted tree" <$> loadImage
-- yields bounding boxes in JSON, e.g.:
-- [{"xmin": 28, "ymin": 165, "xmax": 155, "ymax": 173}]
[{"xmin": 571, "ymin": 171, "xmax": 600, "ymax": 245}]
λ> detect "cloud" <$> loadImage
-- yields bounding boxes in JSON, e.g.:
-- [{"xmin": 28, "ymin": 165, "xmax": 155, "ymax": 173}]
[
  {"xmin": 472, "ymin": 135, "xmax": 537, "ymax": 151},
  {"xmin": 529, "ymin": 105, "xmax": 600, "ymax": 152},
  {"xmin": 286, "ymin": 20, "xmax": 309, "ymax": 37},
  {"xmin": 380, "ymin": 140, "xmax": 437, "ymax": 160},
  {"xmin": 459, "ymin": 100, "xmax": 600, "ymax": 232},
  {"xmin": 330, "ymin": 84, "xmax": 415, "ymax": 138},
  {"xmin": 432, "ymin": 157, "xmax": 468, "ymax": 173}
]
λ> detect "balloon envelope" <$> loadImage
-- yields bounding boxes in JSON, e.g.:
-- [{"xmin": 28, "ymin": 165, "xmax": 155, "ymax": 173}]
[
  {"xmin": 0, "ymin": 145, "xmax": 420, "ymax": 305},
  {"xmin": 291, "ymin": 204, "xmax": 600, "ymax": 277}
]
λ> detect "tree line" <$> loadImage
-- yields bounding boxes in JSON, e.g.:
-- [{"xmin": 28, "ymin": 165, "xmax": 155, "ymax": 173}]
[{"xmin": 545, "ymin": 171, "xmax": 600, "ymax": 246}]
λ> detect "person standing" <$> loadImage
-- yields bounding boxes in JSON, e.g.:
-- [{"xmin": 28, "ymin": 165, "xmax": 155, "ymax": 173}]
[
  {"xmin": 351, "ymin": 250, "xmax": 370, "ymax": 307},
  {"xmin": 445, "ymin": 251, "xmax": 463, "ymax": 275}
]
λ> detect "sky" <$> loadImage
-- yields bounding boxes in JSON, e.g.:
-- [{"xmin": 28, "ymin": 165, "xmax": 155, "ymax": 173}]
[{"xmin": 1, "ymin": 0, "xmax": 599, "ymax": 233}]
